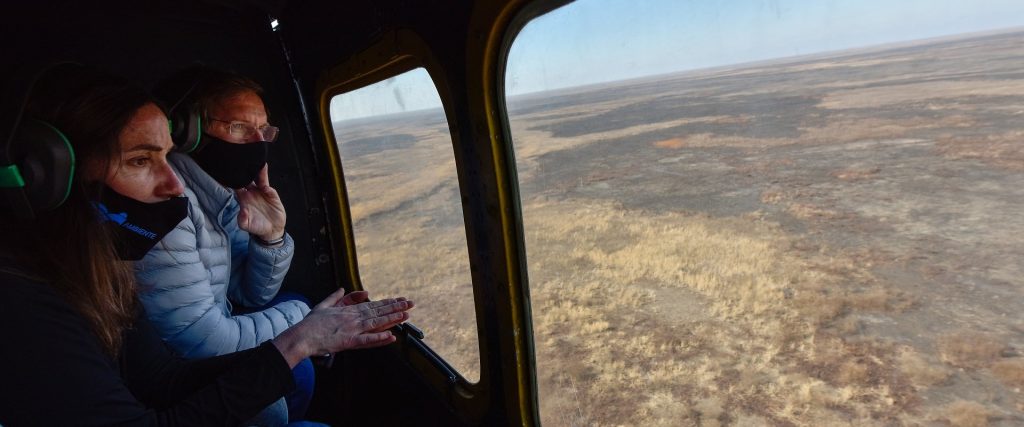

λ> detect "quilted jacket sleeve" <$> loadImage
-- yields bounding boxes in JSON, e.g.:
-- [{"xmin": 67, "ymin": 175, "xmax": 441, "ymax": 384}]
[
  {"xmin": 220, "ymin": 196, "xmax": 295, "ymax": 309},
  {"xmin": 134, "ymin": 209, "xmax": 309, "ymax": 359}
]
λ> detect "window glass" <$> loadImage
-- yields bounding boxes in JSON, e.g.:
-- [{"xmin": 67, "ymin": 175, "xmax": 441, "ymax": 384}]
[
  {"xmin": 506, "ymin": 1, "xmax": 1024, "ymax": 425},
  {"xmin": 330, "ymin": 68, "xmax": 479, "ymax": 381}
]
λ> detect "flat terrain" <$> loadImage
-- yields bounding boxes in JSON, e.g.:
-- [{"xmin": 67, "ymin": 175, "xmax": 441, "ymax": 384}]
[{"xmin": 334, "ymin": 29, "xmax": 1024, "ymax": 426}]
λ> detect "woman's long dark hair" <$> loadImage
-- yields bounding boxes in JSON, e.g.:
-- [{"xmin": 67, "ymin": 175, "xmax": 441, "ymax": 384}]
[{"xmin": 1, "ymin": 65, "xmax": 156, "ymax": 356}]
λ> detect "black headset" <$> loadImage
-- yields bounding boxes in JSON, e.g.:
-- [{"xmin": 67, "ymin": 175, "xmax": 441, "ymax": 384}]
[
  {"xmin": 0, "ymin": 63, "xmax": 79, "ymax": 219},
  {"xmin": 159, "ymin": 66, "xmax": 210, "ymax": 154},
  {"xmin": 166, "ymin": 88, "xmax": 203, "ymax": 153}
]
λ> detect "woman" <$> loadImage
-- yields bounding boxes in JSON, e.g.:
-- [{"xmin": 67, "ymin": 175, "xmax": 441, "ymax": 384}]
[{"xmin": 0, "ymin": 65, "xmax": 412, "ymax": 425}]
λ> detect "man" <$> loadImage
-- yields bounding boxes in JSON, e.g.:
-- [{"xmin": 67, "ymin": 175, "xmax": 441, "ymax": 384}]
[{"xmin": 135, "ymin": 67, "xmax": 321, "ymax": 425}]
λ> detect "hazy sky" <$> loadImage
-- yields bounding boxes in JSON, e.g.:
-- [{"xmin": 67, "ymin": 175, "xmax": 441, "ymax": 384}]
[{"xmin": 330, "ymin": 0, "xmax": 1024, "ymax": 122}]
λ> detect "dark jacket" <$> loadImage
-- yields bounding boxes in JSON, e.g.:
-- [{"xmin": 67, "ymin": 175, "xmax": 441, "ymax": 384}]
[{"xmin": 0, "ymin": 268, "xmax": 295, "ymax": 426}]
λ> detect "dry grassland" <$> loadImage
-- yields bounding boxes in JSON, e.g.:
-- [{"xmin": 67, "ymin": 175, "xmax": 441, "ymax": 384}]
[
  {"xmin": 644, "ymin": 115, "xmax": 974, "ymax": 151},
  {"xmin": 992, "ymin": 359, "xmax": 1024, "ymax": 389},
  {"xmin": 340, "ymin": 127, "xmax": 458, "ymax": 224},
  {"xmin": 337, "ymin": 121, "xmax": 483, "ymax": 380},
  {"xmin": 338, "ymin": 115, "xmax": 942, "ymax": 423},
  {"xmin": 521, "ymin": 198, "xmax": 937, "ymax": 426},
  {"xmin": 333, "ymin": 30, "xmax": 1024, "ymax": 426},
  {"xmin": 943, "ymin": 400, "xmax": 993, "ymax": 427},
  {"xmin": 502, "ymin": 67, "xmax": 1024, "ymax": 425},
  {"xmin": 351, "ymin": 208, "xmax": 483, "ymax": 381},
  {"xmin": 936, "ymin": 131, "xmax": 1024, "ymax": 172},
  {"xmin": 818, "ymin": 80, "xmax": 1024, "ymax": 110},
  {"xmin": 936, "ymin": 332, "xmax": 1007, "ymax": 370},
  {"xmin": 521, "ymin": 197, "xmax": 1024, "ymax": 427}
]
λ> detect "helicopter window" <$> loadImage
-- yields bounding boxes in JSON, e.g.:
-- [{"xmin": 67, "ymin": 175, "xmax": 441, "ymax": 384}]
[
  {"xmin": 506, "ymin": 0, "xmax": 1024, "ymax": 425},
  {"xmin": 329, "ymin": 67, "xmax": 480, "ymax": 382}
]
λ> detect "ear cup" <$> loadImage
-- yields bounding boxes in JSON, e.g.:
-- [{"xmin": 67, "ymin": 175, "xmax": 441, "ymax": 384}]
[
  {"xmin": 157, "ymin": 65, "xmax": 211, "ymax": 153},
  {"xmin": 168, "ymin": 108, "xmax": 202, "ymax": 153},
  {"xmin": 9, "ymin": 119, "xmax": 75, "ymax": 214},
  {"xmin": 0, "ymin": 61, "xmax": 84, "ymax": 219}
]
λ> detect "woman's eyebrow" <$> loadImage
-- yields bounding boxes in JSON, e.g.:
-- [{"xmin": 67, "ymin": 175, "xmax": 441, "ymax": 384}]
[{"xmin": 123, "ymin": 143, "xmax": 165, "ymax": 153}]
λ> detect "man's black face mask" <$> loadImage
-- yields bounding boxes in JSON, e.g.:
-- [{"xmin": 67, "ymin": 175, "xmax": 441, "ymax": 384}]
[
  {"xmin": 92, "ymin": 185, "xmax": 188, "ymax": 261},
  {"xmin": 191, "ymin": 135, "xmax": 268, "ymax": 189}
]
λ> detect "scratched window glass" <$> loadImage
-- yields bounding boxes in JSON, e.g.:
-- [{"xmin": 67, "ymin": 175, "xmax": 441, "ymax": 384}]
[
  {"xmin": 329, "ymin": 68, "xmax": 479, "ymax": 382},
  {"xmin": 506, "ymin": 0, "xmax": 1024, "ymax": 425}
]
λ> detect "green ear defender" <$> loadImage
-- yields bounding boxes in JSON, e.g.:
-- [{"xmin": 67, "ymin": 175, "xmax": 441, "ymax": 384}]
[
  {"xmin": 157, "ymin": 66, "xmax": 211, "ymax": 154},
  {"xmin": 167, "ymin": 108, "xmax": 202, "ymax": 153},
  {"xmin": 1, "ymin": 63, "xmax": 80, "ymax": 219}
]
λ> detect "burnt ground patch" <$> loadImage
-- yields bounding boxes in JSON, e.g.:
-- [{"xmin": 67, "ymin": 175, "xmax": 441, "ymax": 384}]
[
  {"xmin": 532, "ymin": 93, "xmax": 823, "ymax": 138},
  {"xmin": 339, "ymin": 133, "xmax": 417, "ymax": 157}
]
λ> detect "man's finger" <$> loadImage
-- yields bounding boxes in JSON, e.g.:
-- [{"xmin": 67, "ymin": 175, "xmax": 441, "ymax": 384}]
[{"xmin": 256, "ymin": 164, "xmax": 270, "ymax": 188}]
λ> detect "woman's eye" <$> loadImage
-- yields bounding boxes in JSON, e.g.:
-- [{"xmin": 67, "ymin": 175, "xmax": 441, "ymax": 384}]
[{"xmin": 127, "ymin": 157, "xmax": 150, "ymax": 167}]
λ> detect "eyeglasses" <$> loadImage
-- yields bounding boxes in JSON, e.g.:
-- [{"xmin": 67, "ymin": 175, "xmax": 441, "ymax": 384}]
[{"xmin": 208, "ymin": 118, "xmax": 280, "ymax": 142}]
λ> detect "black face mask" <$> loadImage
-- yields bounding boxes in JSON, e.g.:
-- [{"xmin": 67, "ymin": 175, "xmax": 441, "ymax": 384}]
[
  {"xmin": 92, "ymin": 186, "xmax": 189, "ymax": 261},
  {"xmin": 191, "ymin": 135, "xmax": 269, "ymax": 189}
]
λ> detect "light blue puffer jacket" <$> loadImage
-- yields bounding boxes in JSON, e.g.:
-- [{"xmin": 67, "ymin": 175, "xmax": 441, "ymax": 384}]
[{"xmin": 134, "ymin": 152, "xmax": 309, "ymax": 359}]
